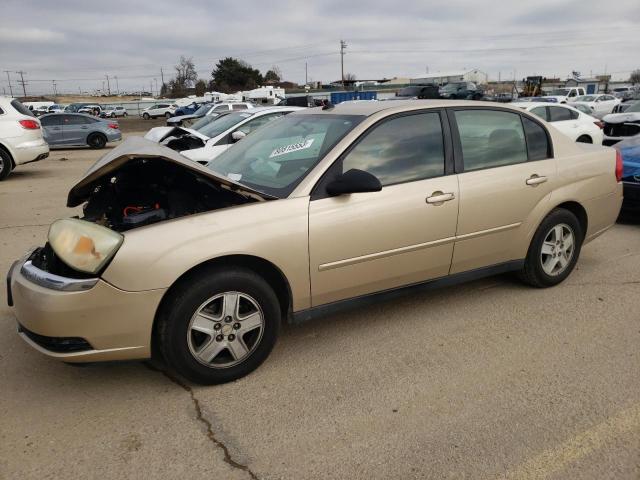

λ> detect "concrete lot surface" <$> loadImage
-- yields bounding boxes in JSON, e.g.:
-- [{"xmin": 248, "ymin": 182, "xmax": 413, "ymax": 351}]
[{"xmin": 0, "ymin": 135, "xmax": 639, "ymax": 479}]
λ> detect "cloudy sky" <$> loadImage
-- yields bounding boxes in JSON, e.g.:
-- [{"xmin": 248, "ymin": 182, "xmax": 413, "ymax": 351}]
[{"xmin": 1, "ymin": 0, "xmax": 639, "ymax": 95}]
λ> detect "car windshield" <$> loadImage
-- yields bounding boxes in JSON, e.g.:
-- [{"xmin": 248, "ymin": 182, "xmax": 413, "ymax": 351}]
[
  {"xmin": 197, "ymin": 112, "xmax": 254, "ymax": 139},
  {"xmin": 190, "ymin": 113, "xmax": 226, "ymax": 131},
  {"xmin": 206, "ymin": 113, "xmax": 364, "ymax": 197},
  {"xmin": 549, "ymin": 89, "xmax": 570, "ymax": 96},
  {"xmin": 575, "ymin": 95, "xmax": 596, "ymax": 102},
  {"xmin": 626, "ymin": 102, "xmax": 640, "ymax": 113},
  {"xmin": 193, "ymin": 104, "xmax": 211, "ymax": 115},
  {"xmin": 397, "ymin": 87, "xmax": 421, "ymax": 97}
]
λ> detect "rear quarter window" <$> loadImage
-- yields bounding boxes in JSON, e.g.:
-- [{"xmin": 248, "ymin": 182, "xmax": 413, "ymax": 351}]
[{"xmin": 522, "ymin": 117, "xmax": 551, "ymax": 161}]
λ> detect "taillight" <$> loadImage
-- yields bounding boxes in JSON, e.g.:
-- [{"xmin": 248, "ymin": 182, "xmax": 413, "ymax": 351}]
[
  {"xmin": 594, "ymin": 121, "xmax": 604, "ymax": 129},
  {"xmin": 108, "ymin": 123, "xmax": 119, "ymax": 129},
  {"xmin": 615, "ymin": 150, "xmax": 623, "ymax": 182},
  {"xmin": 19, "ymin": 119, "xmax": 40, "ymax": 130}
]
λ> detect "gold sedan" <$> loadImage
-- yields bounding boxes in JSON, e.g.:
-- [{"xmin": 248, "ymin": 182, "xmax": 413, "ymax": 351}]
[{"xmin": 7, "ymin": 100, "xmax": 623, "ymax": 384}]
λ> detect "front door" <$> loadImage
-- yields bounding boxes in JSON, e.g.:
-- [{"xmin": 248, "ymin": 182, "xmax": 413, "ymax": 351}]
[
  {"xmin": 448, "ymin": 108, "xmax": 556, "ymax": 273},
  {"xmin": 309, "ymin": 110, "xmax": 459, "ymax": 306},
  {"xmin": 40, "ymin": 115, "xmax": 63, "ymax": 144}
]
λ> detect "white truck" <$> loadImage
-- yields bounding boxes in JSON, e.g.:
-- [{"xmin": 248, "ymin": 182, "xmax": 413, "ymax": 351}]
[{"xmin": 543, "ymin": 87, "xmax": 586, "ymax": 104}]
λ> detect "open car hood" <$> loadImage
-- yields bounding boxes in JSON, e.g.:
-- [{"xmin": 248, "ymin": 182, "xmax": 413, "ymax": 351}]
[
  {"xmin": 144, "ymin": 126, "xmax": 210, "ymax": 143},
  {"xmin": 67, "ymin": 136, "xmax": 274, "ymax": 207}
]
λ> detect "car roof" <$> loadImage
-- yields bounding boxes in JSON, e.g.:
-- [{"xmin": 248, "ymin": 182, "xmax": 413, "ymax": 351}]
[
  {"xmin": 293, "ymin": 99, "xmax": 518, "ymax": 117},
  {"xmin": 512, "ymin": 101, "xmax": 583, "ymax": 112}
]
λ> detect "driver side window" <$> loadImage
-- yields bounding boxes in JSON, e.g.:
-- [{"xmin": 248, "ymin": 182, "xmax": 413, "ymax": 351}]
[{"xmin": 341, "ymin": 112, "xmax": 445, "ymax": 186}]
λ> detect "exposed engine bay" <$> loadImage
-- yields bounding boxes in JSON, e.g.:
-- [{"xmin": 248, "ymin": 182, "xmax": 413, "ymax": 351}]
[
  {"xmin": 162, "ymin": 133, "xmax": 206, "ymax": 152},
  {"xmin": 80, "ymin": 158, "xmax": 255, "ymax": 231}
]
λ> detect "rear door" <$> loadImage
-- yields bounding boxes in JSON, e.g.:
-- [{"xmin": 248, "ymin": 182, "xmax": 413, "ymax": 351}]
[
  {"xmin": 62, "ymin": 114, "xmax": 91, "ymax": 144},
  {"xmin": 449, "ymin": 108, "xmax": 556, "ymax": 273},
  {"xmin": 308, "ymin": 110, "xmax": 459, "ymax": 306},
  {"xmin": 547, "ymin": 105, "xmax": 580, "ymax": 139}
]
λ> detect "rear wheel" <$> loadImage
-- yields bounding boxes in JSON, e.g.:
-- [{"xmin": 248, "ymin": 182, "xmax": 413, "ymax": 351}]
[
  {"xmin": 0, "ymin": 148, "xmax": 12, "ymax": 181},
  {"xmin": 576, "ymin": 135, "xmax": 592, "ymax": 143},
  {"xmin": 158, "ymin": 267, "xmax": 281, "ymax": 384},
  {"xmin": 165, "ymin": 112, "xmax": 172, "ymax": 119},
  {"xmin": 111, "ymin": 113, "xmax": 116, "ymax": 118},
  {"xmin": 519, "ymin": 208, "xmax": 583, "ymax": 287},
  {"xmin": 123, "ymin": 112, "xmax": 128, "ymax": 117},
  {"xmin": 143, "ymin": 112, "xmax": 150, "ymax": 120},
  {"xmin": 87, "ymin": 133, "xmax": 107, "ymax": 149}
]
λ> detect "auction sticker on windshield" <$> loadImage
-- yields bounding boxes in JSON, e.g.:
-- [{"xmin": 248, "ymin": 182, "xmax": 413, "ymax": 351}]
[{"xmin": 270, "ymin": 138, "xmax": 315, "ymax": 158}]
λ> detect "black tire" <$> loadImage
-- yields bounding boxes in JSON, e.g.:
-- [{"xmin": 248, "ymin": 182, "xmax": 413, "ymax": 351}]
[
  {"xmin": 0, "ymin": 148, "xmax": 12, "ymax": 181},
  {"xmin": 87, "ymin": 133, "xmax": 107, "ymax": 149},
  {"xmin": 123, "ymin": 112, "xmax": 128, "ymax": 117},
  {"xmin": 143, "ymin": 112, "xmax": 150, "ymax": 120},
  {"xmin": 519, "ymin": 208, "xmax": 583, "ymax": 288},
  {"xmin": 158, "ymin": 267, "xmax": 281, "ymax": 384},
  {"xmin": 576, "ymin": 135, "xmax": 592, "ymax": 143},
  {"xmin": 165, "ymin": 112, "xmax": 172, "ymax": 119},
  {"xmin": 111, "ymin": 113, "xmax": 116, "ymax": 118}
]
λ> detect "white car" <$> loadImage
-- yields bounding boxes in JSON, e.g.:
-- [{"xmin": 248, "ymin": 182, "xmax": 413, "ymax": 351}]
[
  {"xmin": 166, "ymin": 102, "xmax": 255, "ymax": 127},
  {"xmin": 78, "ymin": 104, "xmax": 102, "ymax": 115},
  {"xmin": 101, "ymin": 106, "xmax": 128, "ymax": 118},
  {"xmin": 0, "ymin": 97, "xmax": 49, "ymax": 180},
  {"xmin": 149, "ymin": 107, "xmax": 304, "ymax": 163},
  {"xmin": 569, "ymin": 94, "xmax": 621, "ymax": 118},
  {"xmin": 512, "ymin": 102, "xmax": 604, "ymax": 144},
  {"xmin": 141, "ymin": 103, "xmax": 178, "ymax": 119},
  {"xmin": 543, "ymin": 87, "xmax": 586, "ymax": 104},
  {"xmin": 602, "ymin": 101, "xmax": 640, "ymax": 146}
]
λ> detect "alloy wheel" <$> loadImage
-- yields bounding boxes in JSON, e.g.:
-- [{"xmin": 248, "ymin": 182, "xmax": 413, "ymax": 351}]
[
  {"xmin": 540, "ymin": 223, "xmax": 575, "ymax": 276},
  {"xmin": 187, "ymin": 292, "xmax": 264, "ymax": 368}
]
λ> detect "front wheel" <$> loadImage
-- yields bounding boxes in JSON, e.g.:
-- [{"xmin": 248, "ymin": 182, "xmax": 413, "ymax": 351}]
[
  {"xmin": 158, "ymin": 267, "xmax": 281, "ymax": 384},
  {"xmin": 519, "ymin": 208, "xmax": 583, "ymax": 288},
  {"xmin": 123, "ymin": 112, "xmax": 128, "ymax": 117},
  {"xmin": 143, "ymin": 112, "xmax": 150, "ymax": 120},
  {"xmin": 0, "ymin": 148, "xmax": 12, "ymax": 181},
  {"xmin": 165, "ymin": 112, "xmax": 172, "ymax": 119}
]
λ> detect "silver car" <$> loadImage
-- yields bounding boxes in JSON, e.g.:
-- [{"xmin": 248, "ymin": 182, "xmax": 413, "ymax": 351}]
[
  {"xmin": 101, "ymin": 106, "xmax": 128, "ymax": 118},
  {"xmin": 40, "ymin": 113, "xmax": 122, "ymax": 149}
]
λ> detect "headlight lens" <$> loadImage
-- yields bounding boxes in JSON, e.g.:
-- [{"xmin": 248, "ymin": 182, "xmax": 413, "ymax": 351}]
[{"xmin": 48, "ymin": 219, "xmax": 123, "ymax": 274}]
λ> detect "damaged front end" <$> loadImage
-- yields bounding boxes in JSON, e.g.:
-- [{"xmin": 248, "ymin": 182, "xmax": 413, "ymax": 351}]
[{"xmin": 30, "ymin": 137, "xmax": 272, "ymax": 278}]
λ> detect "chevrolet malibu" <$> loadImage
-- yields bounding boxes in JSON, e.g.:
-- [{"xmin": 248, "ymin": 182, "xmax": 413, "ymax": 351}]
[{"xmin": 7, "ymin": 100, "xmax": 623, "ymax": 384}]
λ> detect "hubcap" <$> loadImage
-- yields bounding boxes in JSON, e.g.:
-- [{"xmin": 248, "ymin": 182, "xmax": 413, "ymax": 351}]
[
  {"xmin": 540, "ymin": 223, "xmax": 575, "ymax": 276},
  {"xmin": 187, "ymin": 292, "xmax": 264, "ymax": 369}
]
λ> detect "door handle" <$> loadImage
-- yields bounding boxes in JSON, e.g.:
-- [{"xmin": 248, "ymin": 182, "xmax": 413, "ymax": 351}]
[
  {"xmin": 426, "ymin": 191, "xmax": 455, "ymax": 205},
  {"xmin": 526, "ymin": 174, "xmax": 548, "ymax": 186}
]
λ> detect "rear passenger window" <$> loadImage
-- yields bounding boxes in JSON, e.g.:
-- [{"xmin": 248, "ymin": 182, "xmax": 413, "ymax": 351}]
[
  {"xmin": 232, "ymin": 104, "xmax": 248, "ymax": 110},
  {"xmin": 548, "ymin": 106, "xmax": 572, "ymax": 122},
  {"xmin": 530, "ymin": 106, "xmax": 548, "ymax": 121},
  {"xmin": 454, "ymin": 110, "xmax": 527, "ymax": 171},
  {"xmin": 341, "ymin": 112, "xmax": 445, "ymax": 186},
  {"xmin": 522, "ymin": 117, "xmax": 550, "ymax": 161}
]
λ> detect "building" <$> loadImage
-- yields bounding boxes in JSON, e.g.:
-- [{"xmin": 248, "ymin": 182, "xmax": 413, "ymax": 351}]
[
  {"xmin": 564, "ymin": 77, "xmax": 603, "ymax": 94},
  {"xmin": 410, "ymin": 69, "xmax": 488, "ymax": 86}
]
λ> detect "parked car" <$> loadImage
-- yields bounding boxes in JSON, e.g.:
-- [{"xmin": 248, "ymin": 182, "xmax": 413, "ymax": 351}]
[
  {"xmin": 0, "ymin": 97, "xmax": 49, "ymax": 180},
  {"xmin": 173, "ymin": 102, "xmax": 207, "ymax": 117},
  {"xmin": 613, "ymin": 135, "xmax": 640, "ymax": 215},
  {"xmin": 512, "ymin": 102, "xmax": 604, "ymax": 144},
  {"xmin": 160, "ymin": 107, "xmax": 304, "ymax": 163},
  {"xmin": 7, "ymin": 100, "xmax": 623, "ymax": 384},
  {"xmin": 141, "ymin": 103, "xmax": 178, "ymax": 119},
  {"xmin": 77, "ymin": 105, "xmax": 103, "ymax": 116},
  {"xmin": 439, "ymin": 82, "xmax": 482, "ymax": 99},
  {"xmin": 611, "ymin": 97, "xmax": 640, "ymax": 114},
  {"xmin": 601, "ymin": 101, "xmax": 640, "ymax": 146},
  {"xmin": 395, "ymin": 85, "xmax": 440, "ymax": 99},
  {"xmin": 64, "ymin": 103, "xmax": 93, "ymax": 113},
  {"xmin": 145, "ymin": 111, "xmax": 234, "ymax": 143},
  {"xmin": 543, "ymin": 87, "xmax": 586, "ymax": 104},
  {"xmin": 40, "ymin": 113, "xmax": 122, "ymax": 149},
  {"xmin": 569, "ymin": 94, "xmax": 620, "ymax": 118},
  {"xmin": 101, "ymin": 106, "xmax": 128, "ymax": 118},
  {"xmin": 32, "ymin": 104, "xmax": 62, "ymax": 116},
  {"xmin": 166, "ymin": 102, "xmax": 255, "ymax": 127},
  {"xmin": 612, "ymin": 86, "xmax": 637, "ymax": 100}
]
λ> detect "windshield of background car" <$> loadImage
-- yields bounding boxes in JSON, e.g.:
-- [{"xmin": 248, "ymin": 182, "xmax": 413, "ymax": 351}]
[
  {"xmin": 193, "ymin": 104, "xmax": 211, "ymax": 115},
  {"xmin": 550, "ymin": 89, "xmax": 570, "ymax": 95},
  {"xmin": 398, "ymin": 87, "xmax": 420, "ymax": 96},
  {"xmin": 626, "ymin": 102, "xmax": 640, "ymax": 113},
  {"xmin": 575, "ymin": 95, "xmax": 596, "ymax": 102},
  {"xmin": 207, "ymin": 113, "xmax": 364, "ymax": 197},
  {"xmin": 191, "ymin": 113, "xmax": 224, "ymax": 131},
  {"xmin": 197, "ymin": 112, "xmax": 253, "ymax": 138}
]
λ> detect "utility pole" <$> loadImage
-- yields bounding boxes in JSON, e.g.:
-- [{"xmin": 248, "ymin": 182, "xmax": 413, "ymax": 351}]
[
  {"xmin": 150, "ymin": 81, "xmax": 153, "ymax": 96},
  {"xmin": 305, "ymin": 62, "xmax": 308, "ymax": 86},
  {"xmin": 52, "ymin": 80, "xmax": 58, "ymax": 97},
  {"xmin": 4, "ymin": 71, "xmax": 13, "ymax": 96},
  {"xmin": 105, "ymin": 75, "xmax": 111, "ymax": 95},
  {"xmin": 160, "ymin": 67, "xmax": 165, "ymax": 86},
  {"xmin": 114, "ymin": 76, "xmax": 119, "ymax": 95},
  {"xmin": 16, "ymin": 71, "xmax": 27, "ymax": 98},
  {"xmin": 340, "ymin": 40, "xmax": 347, "ymax": 87},
  {"xmin": 154, "ymin": 78, "xmax": 158, "ymax": 96}
]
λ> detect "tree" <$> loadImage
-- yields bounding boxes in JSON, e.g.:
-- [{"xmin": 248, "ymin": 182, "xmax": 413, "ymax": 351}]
[
  {"xmin": 344, "ymin": 73, "xmax": 357, "ymax": 82},
  {"xmin": 194, "ymin": 79, "xmax": 207, "ymax": 96},
  {"xmin": 172, "ymin": 56, "xmax": 197, "ymax": 96},
  {"xmin": 211, "ymin": 57, "xmax": 263, "ymax": 92},
  {"xmin": 264, "ymin": 66, "xmax": 282, "ymax": 83},
  {"xmin": 630, "ymin": 69, "xmax": 640, "ymax": 84}
]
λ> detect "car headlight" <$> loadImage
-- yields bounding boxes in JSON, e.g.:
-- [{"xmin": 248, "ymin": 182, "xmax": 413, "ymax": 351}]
[{"xmin": 48, "ymin": 218, "xmax": 123, "ymax": 274}]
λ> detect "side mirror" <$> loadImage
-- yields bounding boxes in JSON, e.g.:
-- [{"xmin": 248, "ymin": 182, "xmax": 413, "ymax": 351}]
[
  {"xmin": 231, "ymin": 131, "xmax": 246, "ymax": 142},
  {"xmin": 325, "ymin": 169, "xmax": 382, "ymax": 196}
]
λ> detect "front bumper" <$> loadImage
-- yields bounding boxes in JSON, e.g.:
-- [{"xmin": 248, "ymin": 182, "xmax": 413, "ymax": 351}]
[{"xmin": 7, "ymin": 253, "xmax": 166, "ymax": 362}]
